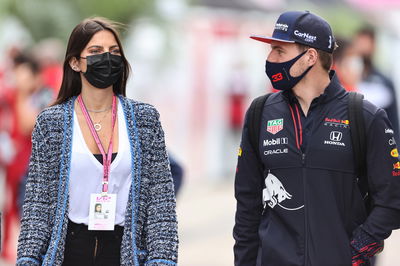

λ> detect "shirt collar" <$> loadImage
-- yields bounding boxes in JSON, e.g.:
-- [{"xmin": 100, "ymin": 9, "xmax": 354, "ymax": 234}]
[{"xmin": 282, "ymin": 70, "xmax": 346, "ymax": 105}]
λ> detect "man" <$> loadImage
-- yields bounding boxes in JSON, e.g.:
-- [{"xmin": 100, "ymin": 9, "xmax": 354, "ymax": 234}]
[
  {"xmin": 233, "ymin": 11, "xmax": 400, "ymax": 266},
  {"xmin": 352, "ymin": 26, "xmax": 400, "ymax": 143}
]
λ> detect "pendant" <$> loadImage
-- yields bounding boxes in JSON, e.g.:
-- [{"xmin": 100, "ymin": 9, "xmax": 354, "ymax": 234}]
[{"xmin": 94, "ymin": 123, "xmax": 102, "ymax": 131}]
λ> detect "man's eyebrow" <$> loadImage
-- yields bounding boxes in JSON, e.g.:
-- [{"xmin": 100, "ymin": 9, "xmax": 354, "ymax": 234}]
[{"xmin": 271, "ymin": 44, "xmax": 284, "ymax": 50}]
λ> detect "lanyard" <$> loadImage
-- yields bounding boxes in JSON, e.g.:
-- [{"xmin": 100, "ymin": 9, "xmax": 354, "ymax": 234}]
[{"xmin": 77, "ymin": 94, "xmax": 117, "ymax": 194}]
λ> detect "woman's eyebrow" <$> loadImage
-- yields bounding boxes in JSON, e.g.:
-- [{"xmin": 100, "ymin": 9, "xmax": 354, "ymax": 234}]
[{"xmin": 87, "ymin": 45, "xmax": 104, "ymax": 49}]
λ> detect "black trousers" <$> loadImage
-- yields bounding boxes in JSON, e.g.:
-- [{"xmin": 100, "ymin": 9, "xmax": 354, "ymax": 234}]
[{"xmin": 62, "ymin": 220, "xmax": 124, "ymax": 266}]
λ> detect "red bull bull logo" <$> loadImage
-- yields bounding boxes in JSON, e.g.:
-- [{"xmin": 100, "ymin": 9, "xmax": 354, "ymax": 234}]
[
  {"xmin": 394, "ymin": 162, "xmax": 400, "ymax": 170},
  {"xmin": 262, "ymin": 172, "xmax": 304, "ymax": 211}
]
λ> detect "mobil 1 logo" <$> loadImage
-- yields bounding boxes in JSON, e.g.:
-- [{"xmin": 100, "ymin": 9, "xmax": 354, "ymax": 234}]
[{"xmin": 263, "ymin": 137, "xmax": 289, "ymax": 147}]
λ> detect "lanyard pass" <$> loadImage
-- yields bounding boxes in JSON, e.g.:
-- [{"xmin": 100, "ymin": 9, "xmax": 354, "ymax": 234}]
[{"xmin": 78, "ymin": 94, "xmax": 117, "ymax": 194}]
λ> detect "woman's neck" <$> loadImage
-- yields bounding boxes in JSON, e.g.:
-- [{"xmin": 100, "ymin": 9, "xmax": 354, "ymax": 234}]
[{"xmin": 80, "ymin": 87, "xmax": 114, "ymax": 111}]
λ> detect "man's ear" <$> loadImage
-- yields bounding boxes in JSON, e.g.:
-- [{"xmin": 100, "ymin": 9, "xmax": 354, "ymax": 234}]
[
  {"xmin": 307, "ymin": 48, "xmax": 318, "ymax": 66},
  {"xmin": 69, "ymin": 57, "xmax": 81, "ymax": 72}
]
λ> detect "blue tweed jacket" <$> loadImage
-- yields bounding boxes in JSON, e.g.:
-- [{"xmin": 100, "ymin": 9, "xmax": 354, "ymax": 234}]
[{"xmin": 16, "ymin": 96, "xmax": 178, "ymax": 265}]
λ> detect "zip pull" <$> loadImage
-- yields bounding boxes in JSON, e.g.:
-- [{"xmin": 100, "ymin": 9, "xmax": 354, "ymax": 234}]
[{"xmin": 302, "ymin": 153, "xmax": 306, "ymax": 165}]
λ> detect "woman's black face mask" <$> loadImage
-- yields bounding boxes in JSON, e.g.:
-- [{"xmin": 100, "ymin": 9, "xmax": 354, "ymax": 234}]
[
  {"xmin": 265, "ymin": 50, "xmax": 313, "ymax": 91},
  {"xmin": 81, "ymin": 52, "xmax": 124, "ymax": 89}
]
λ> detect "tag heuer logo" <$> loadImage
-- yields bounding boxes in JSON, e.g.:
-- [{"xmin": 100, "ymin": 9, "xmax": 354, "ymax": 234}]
[{"xmin": 267, "ymin": 119, "xmax": 284, "ymax": 134}]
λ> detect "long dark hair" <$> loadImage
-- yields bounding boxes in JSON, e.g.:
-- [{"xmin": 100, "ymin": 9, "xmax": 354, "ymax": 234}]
[{"xmin": 53, "ymin": 17, "xmax": 130, "ymax": 105}]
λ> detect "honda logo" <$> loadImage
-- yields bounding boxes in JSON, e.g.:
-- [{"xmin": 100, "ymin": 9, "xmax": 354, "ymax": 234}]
[{"xmin": 330, "ymin": 131, "xmax": 342, "ymax": 141}]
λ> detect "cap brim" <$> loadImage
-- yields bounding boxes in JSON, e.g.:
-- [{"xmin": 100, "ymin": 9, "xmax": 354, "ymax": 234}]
[{"xmin": 250, "ymin": 35, "xmax": 295, "ymax": 44}]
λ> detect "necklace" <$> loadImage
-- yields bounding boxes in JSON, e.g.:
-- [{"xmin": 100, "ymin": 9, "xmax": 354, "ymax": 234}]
[
  {"xmin": 92, "ymin": 110, "xmax": 110, "ymax": 131},
  {"xmin": 94, "ymin": 123, "xmax": 102, "ymax": 131},
  {"xmin": 87, "ymin": 106, "xmax": 112, "ymax": 113},
  {"xmin": 75, "ymin": 98, "xmax": 113, "ymax": 131}
]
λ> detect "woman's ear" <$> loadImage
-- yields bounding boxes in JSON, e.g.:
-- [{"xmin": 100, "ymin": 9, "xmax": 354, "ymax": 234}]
[{"xmin": 69, "ymin": 57, "xmax": 81, "ymax": 72}]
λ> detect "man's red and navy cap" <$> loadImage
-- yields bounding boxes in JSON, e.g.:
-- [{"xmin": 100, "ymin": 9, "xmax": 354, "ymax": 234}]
[{"xmin": 251, "ymin": 11, "xmax": 336, "ymax": 53}]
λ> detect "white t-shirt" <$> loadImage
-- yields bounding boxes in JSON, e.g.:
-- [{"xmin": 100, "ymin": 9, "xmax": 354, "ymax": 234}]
[{"xmin": 68, "ymin": 100, "xmax": 132, "ymax": 226}]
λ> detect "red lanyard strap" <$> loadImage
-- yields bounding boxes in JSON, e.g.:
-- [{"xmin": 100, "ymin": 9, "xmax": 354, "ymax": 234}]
[{"xmin": 77, "ymin": 94, "xmax": 117, "ymax": 193}]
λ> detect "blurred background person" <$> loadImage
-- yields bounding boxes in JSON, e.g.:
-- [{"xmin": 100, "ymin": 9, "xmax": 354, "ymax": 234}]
[
  {"xmin": 353, "ymin": 25, "xmax": 400, "ymax": 142},
  {"xmin": 0, "ymin": 52, "xmax": 55, "ymax": 263},
  {"xmin": 0, "ymin": 47, "xmax": 19, "ymax": 263},
  {"xmin": 32, "ymin": 38, "xmax": 64, "ymax": 97},
  {"xmin": 333, "ymin": 36, "xmax": 364, "ymax": 92},
  {"xmin": 223, "ymin": 64, "xmax": 249, "ymax": 179},
  {"xmin": 226, "ymin": 64, "xmax": 249, "ymax": 136},
  {"xmin": 169, "ymin": 152, "xmax": 184, "ymax": 196},
  {"xmin": 15, "ymin": 53, "xmax": 57, "ymax": 214}
]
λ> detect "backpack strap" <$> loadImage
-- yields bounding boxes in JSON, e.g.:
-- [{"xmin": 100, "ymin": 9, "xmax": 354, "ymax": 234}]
[
  {"xmin": 248, "ymin": 93, "xmax": 273, "ymax": 161},
  {"xmin": 348, "ymin": 92, "xmax": 367, "ymax": 176},
  {"xmin": 348, "ymin": 92, "xmax": 369, "ymax": 201},
  {"xmin": 348, "ymin": 92, "xmax": 384, "ymax": 249}
]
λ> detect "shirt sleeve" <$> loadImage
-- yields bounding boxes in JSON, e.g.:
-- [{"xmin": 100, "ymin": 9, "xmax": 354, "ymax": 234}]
[
  {"xmin": 233, "ymin": 111, "xmax": 264, "ymax": 266},
  {"xmin": 383, "ymin": 77, "xmax": 400, "ymax": 144},
  {"xmin": 17, "ymin": 118, "xmax": 52, "ymax": 265},
  {"xmin": 351, "ymin": 108, "xmax": 400, "ymax": 257},
  {"xmin": 144, "ymin": 109, "xmax": 178, "ymax": 265}
]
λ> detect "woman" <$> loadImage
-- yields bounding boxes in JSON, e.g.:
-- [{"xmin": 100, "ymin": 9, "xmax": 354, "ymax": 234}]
[{"xmin": 17, "ymin": 17, "xmax": 178, "ymax": 266}]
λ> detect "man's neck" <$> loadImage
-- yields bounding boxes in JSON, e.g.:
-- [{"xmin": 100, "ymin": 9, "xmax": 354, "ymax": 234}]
[{"xmin": 292, "ymin": 71, "xmax": 330, "ymax": 116}]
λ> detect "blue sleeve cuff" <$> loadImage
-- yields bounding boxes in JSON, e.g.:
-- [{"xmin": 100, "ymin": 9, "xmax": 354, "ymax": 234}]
[
  {"xmin": 145, "ymin": 259, "xmax": 177, "ymax": 265},
  {"xmin": 16, "ymin": 257, "xmax": 41, "ymax": 265}
]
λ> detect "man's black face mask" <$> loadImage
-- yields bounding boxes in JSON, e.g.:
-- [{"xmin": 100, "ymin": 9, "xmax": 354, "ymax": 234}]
[{"xmin": 265, "ymin": 50, "xmax": 313, "ymax": 91}]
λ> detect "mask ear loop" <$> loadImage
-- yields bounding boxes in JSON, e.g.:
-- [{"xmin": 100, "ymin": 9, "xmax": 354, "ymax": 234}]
[
  {"xmin": 287, "ymin": 49, "xmax": 314, "ymax": 81},
  {"xmin": 286, "ymin": 49, "xmax": 308, "ymax": 76}
]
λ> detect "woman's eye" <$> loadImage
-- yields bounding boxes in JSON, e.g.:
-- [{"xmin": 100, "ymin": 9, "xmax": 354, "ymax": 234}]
[
  {"xmin": 89, "ymin": 49, "xmax": 101, "ymax": 54},
  {"xmin": 111, "ymin": 49, "xmax": 121, "ymax": 55}
]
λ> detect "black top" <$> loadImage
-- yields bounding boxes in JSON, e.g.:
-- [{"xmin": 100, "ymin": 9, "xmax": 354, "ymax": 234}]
[{"xmin": 93, "ymin": 152, "xmax": 117, "ymax": 164}]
